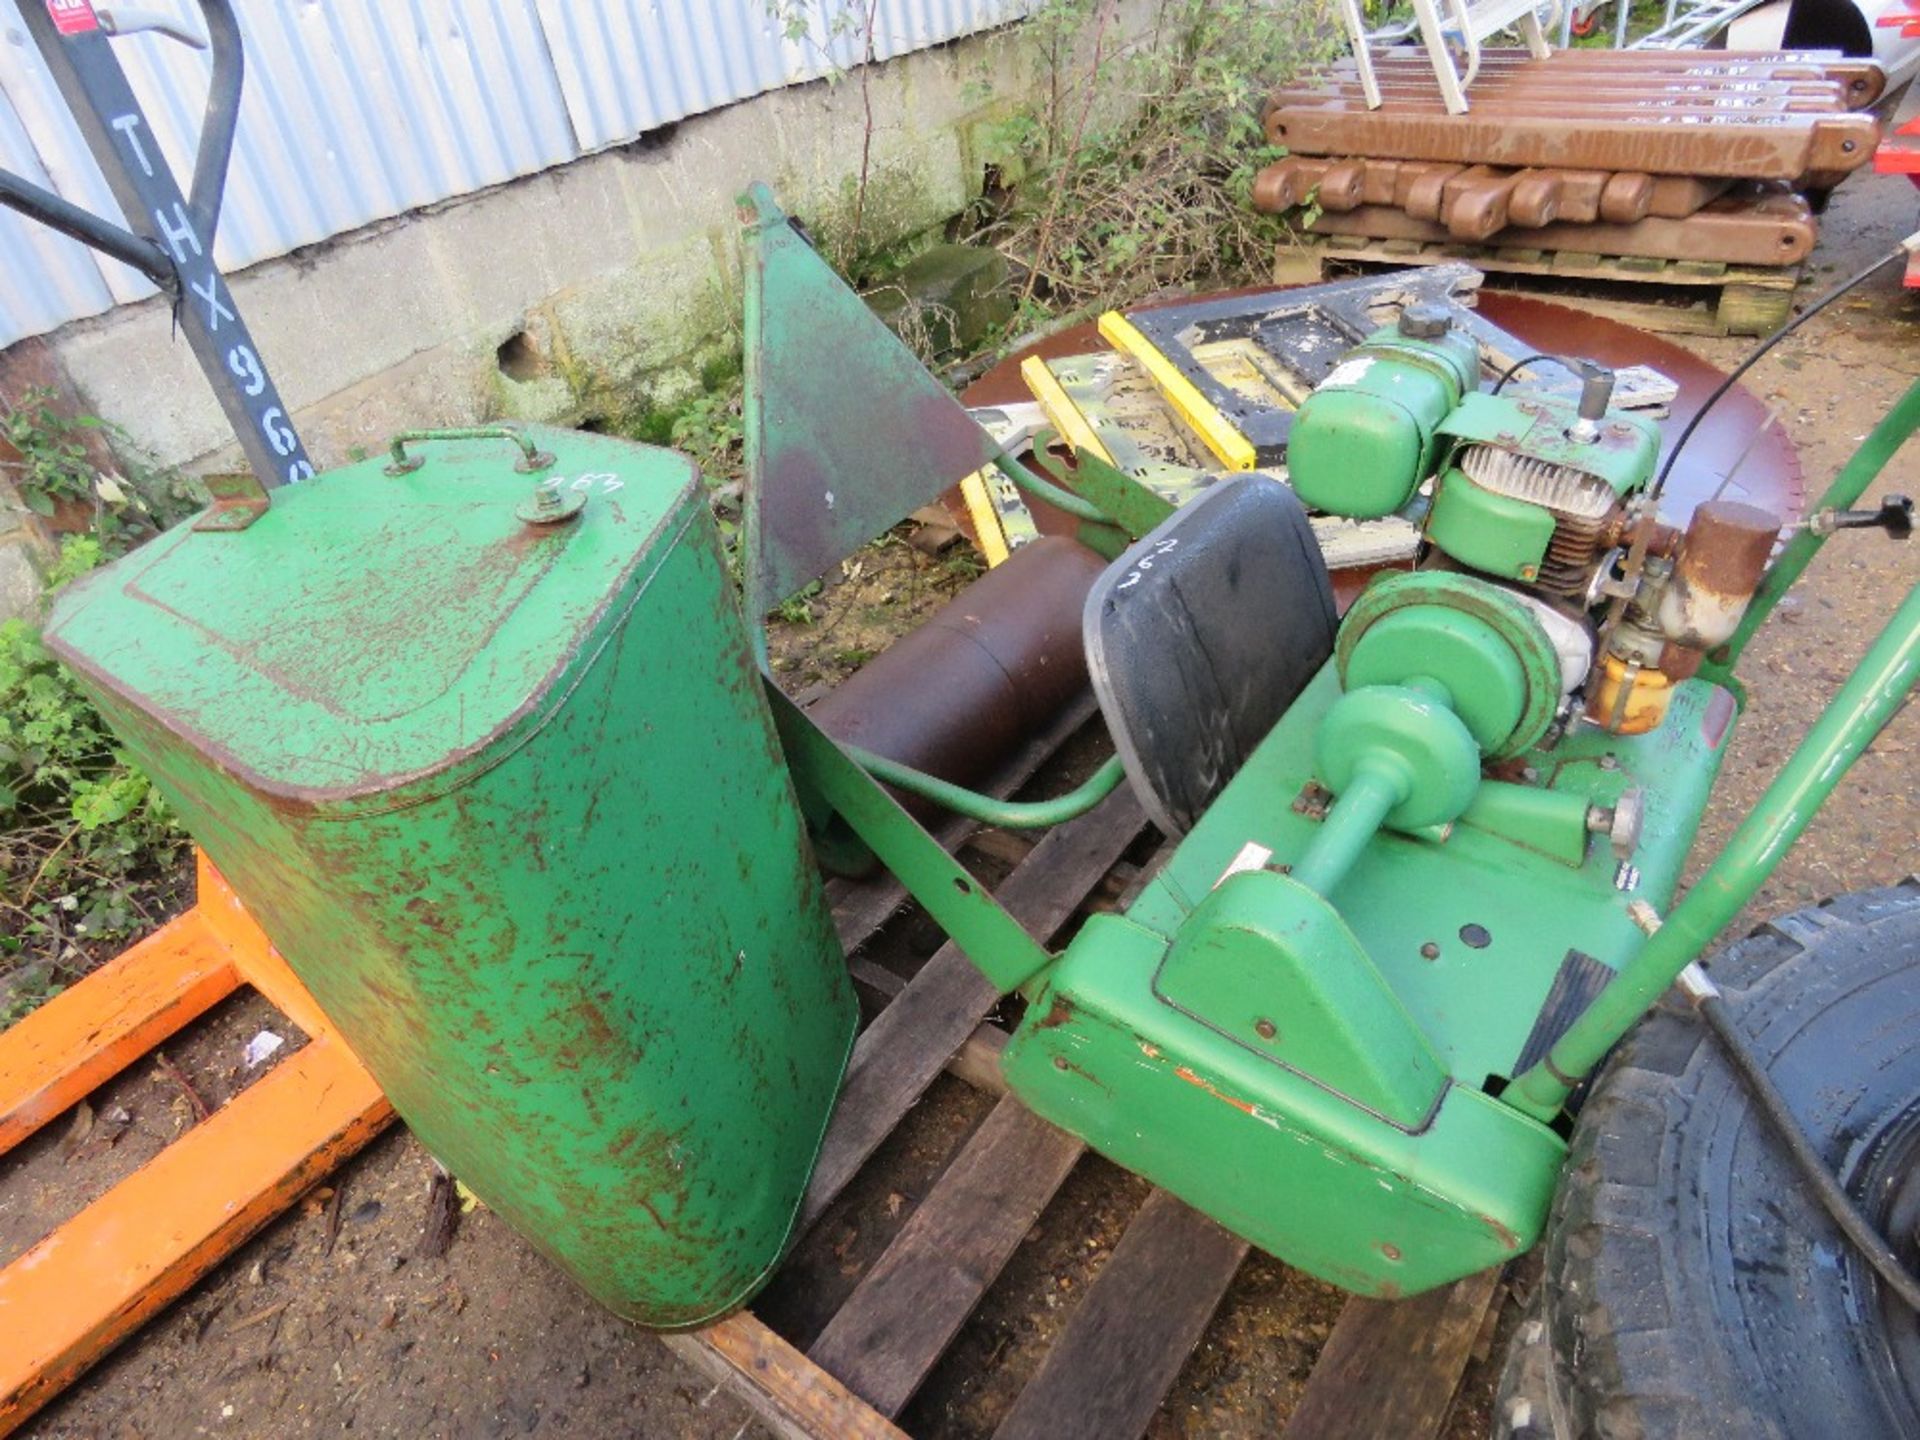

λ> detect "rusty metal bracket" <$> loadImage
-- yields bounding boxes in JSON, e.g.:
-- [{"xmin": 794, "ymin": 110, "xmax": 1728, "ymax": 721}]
[{"xmin": 192, "ymin": 471, "xmax": 270, "ymax": 532}]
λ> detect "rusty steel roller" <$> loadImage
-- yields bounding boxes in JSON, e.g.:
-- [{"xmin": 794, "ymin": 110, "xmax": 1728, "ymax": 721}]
[{"xmin": 811, "ymin": 535, "xmax": 1108, "ymax": 806}]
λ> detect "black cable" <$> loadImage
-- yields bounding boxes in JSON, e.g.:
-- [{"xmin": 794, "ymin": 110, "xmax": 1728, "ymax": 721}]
[
  {"xmin": 1697, "ymin": 992, "xmax": 1920, "ymax": 1312},
  {"xmin": 1490, "ymin": 352, "xmax": 1586, "ymax": 395},
  {"xmin": 1654, "ymin": 242, "xmax": 1911, "ymax": 495}
]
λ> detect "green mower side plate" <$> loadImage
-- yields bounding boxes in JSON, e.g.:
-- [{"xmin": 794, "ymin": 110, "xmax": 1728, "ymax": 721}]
[{"xmin": 1005, "ymin": 666, "xmax": 1738, "ymax": 1297}]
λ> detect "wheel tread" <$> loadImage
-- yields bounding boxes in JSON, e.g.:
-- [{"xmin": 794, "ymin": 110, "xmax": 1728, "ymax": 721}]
[{"xmin": 1506, "ymin": 885, "xmax": 1920, "ymax": 1440}]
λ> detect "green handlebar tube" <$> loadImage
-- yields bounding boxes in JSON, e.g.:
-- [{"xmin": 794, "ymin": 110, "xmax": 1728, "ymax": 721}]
[{"xmin": 1510, "ymin": 576, "xmax": 1920, "ymax": 1120}]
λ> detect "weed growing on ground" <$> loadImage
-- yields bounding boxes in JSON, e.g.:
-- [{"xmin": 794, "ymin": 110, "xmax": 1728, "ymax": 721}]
[
  {"xmin": 966, "ymin": 0, "xmax": 1341, "ymax": 318},
  {"xmin": 0, "ymin": 398, "xmax": 194, "ymax": 1025},
  {"xmin": 2, "ymin": 386, "xmax": 203, "ymax": 543}
]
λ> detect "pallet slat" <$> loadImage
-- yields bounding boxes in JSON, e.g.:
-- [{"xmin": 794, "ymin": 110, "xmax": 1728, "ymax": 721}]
[
  {"xmin": 799, "ymin": 787, "xmax": 1148, "ymax": 1231},
  {"xmin": 1273, "ymin": 235, "xmax": 1798, "ymax": 337},
  {"xmin": 1282, "ymin": 1267, "xmax": 1506, "ymax": 1440},
  {"xmin": 664, "ymin": 1313, "xmax": 912, "ymax": 1440},
  {"xmin": 809, "ymin": 1099, "xmax": 1086, "ymax": 1417},
  {"xmin": 994, "ymin": 1189, "xmax": 1250, "ymax": 1440}
]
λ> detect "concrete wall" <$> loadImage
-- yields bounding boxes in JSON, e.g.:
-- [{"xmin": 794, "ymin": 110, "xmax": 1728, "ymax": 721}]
[{"xmin": 0, "ymin": 11, "xmax": 1106, "ymax": 618}]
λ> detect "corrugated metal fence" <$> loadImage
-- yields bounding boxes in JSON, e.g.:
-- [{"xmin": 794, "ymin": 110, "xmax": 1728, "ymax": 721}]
[{"xmin": 0, "ymin": 0, "xmax": 1029, "ymax": 348}]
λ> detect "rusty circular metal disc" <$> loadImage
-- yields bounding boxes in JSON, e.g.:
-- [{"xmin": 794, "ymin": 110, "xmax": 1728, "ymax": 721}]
[{"xmin": 961, "ymin": 287, "xmax": 1803, "ymax": 605}]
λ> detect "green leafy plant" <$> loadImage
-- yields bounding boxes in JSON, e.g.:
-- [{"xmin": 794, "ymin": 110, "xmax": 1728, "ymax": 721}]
[
  {"xmin": 1, "ymin": 540, "xmax": 186, "ymax": 1024},
  {"xmin": 669, "ymin": 384, "xmax": 746, "ymax": 483},
  {"xmin": 2, "ymin": 387, "xmax": 103, "ymax": 517},
  {"xmin": 2, "ymin": 387, "xmax": 204, "ymax": 545},
  {"xmin": 965, "ymin": 0, "xmax": 1338, "ymax": 317},
  {"xmin": 1, "ymin": 963, "xmax": 62, "ymax": 1028},
  {"xmin": 773, "ymin": 579, "xmax": 825, "ymax": 625}
]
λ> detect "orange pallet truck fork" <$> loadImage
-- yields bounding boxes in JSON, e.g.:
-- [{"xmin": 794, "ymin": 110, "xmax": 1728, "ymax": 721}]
[{"xmin": 0, "ymin": 854, "xmax": 393, "ymax": 1435}]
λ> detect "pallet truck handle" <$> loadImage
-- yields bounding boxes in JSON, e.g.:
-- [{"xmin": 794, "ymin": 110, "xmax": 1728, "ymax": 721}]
[{"xmin": 0, "ymin": 0, "xmax": 243, "ymax": 286}]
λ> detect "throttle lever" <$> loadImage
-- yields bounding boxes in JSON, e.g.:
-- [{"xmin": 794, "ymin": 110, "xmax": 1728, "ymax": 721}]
[{"xmin": 1810, "ymin": 494, "xmax": 1913, "ymax": 540}]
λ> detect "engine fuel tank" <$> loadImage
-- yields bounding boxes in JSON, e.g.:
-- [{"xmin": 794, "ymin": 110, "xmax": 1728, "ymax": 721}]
[{"xmin": 44, "ymin": 427, "xmax": 856, "ymax": 1328}]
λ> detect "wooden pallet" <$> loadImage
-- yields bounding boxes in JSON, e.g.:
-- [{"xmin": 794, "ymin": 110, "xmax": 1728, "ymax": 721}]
[
  {"xmin": 1274, "ymin": 233, "xmax": 1799, "ymax": 337},
  {"xmin": 663, "ymin": 699, "xmax": 1507, "ymax": 1440}
]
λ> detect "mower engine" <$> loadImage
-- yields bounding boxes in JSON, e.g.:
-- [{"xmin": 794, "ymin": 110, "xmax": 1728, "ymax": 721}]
[{"xmin": 1293, "ymin": 304, "xmax": 1779, "ymax": 740}]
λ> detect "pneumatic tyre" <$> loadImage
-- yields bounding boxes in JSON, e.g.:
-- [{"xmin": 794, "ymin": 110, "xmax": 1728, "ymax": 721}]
[{"xmin": 1494, "ymin": 880, "xmax": 1920, "ymax": 1440}]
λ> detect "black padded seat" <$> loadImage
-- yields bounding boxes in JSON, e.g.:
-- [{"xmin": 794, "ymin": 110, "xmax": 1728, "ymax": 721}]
[{"xmin": 1083, "ymin": 475, "xmax": 1337, "ymax": 836}]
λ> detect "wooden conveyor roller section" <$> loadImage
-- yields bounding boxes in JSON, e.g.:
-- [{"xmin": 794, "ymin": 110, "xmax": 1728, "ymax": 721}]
[{"xmin": 1258, "ymin": 48, "xmax": 1881, "ymax": 263}]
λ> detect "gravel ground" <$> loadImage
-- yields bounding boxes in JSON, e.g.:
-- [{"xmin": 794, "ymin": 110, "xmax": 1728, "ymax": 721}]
[{"xmin": 8, "ymin": 169, "xmax": 1918, "ymax": 1440}]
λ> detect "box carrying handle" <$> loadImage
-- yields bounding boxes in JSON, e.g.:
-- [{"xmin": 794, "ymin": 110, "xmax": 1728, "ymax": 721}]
[{"xmin": 385, "ymin": 426, "xmax": 556, "ymax": 477}]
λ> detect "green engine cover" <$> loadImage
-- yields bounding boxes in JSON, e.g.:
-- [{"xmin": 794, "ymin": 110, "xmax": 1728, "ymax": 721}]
[
  {"xmin": 1426, "ymin": 390, "xmax": 1661, "ymax": 581},
  {"xmin": 1286, "ymin": 324, "xmax": 1479, "ymax": 519},
  {"xmin": 44, "ymin": 428, "xmax": 857, "ymax": 1328}
]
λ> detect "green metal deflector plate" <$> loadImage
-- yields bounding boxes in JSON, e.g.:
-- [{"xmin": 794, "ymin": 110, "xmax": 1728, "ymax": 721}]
[{"xmin": 740, "ymin": 183, "xmax": 1002, "ymax": 621}]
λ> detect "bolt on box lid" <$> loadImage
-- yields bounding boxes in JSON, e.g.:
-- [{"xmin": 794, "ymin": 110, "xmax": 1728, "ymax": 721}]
[{"xmin": 45, "ymin": 428, "xmax": 696, "ymax": 801}]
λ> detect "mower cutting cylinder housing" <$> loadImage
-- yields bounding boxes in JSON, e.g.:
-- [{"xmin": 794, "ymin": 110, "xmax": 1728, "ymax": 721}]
[{"xmin": 44, "ymin": 428, "xmax": 857, "ymax": 1328}]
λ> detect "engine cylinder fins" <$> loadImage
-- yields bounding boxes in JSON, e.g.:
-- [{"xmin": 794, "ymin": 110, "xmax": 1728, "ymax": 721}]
[
  {"xmin": 1459, "ymin": 444, "xmax": 1617, "ymax": 520},
  {"xmin": 1540, "ymin": 509, "xmax": 1620, "ymax": 600},
  {"xmin": 1456, "ymin": 443, "xmax": 1626, "ymax": 602},
  {"xmin": 1335, "ymin": 570, "xmax": 1565, "ymax": 760}
]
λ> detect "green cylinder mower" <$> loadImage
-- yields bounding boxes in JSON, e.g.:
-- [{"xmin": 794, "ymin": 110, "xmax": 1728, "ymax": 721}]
[
  {"xmin": 5, "ymin": 7, "xmax": 1916, "ymax": 1397},
  {"xmin": 48, "ymin": 182, "xmax": 1919, "ymax": 1321}
]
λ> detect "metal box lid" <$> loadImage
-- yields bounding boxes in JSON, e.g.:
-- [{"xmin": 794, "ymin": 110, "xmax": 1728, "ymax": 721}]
[{"xmin": 47, "ymin": 427, "xmax": 701, "ymax": 799}]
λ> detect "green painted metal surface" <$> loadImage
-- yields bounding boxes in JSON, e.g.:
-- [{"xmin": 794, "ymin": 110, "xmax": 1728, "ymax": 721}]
[
  {"xmin": 847, "ymin": 744, "xmax": 1126, "ymax": 830},
  {"xmin": 766, "ymin": 683, "xmax": 1055, "ymax": 994},
  {"xmin": 1025, "ymin": 442, "xmax": 1175, "ymax": 541},
  {"xmin": 45, "ymin": 426, "xmax": 857, "ymax": 1328},
  {"xmin": 1005, "ymin": 657, "xmax": 1739, "ymax": 1296},
  {"xmin": 1005, "ymin": 908, "xmax": 1565, "ymax": 1298},
  {"xmin": 1425, "ymin": 467, "xmax": 1558, "ymax": 581},
  {"xmin": 740, "ymin": 183, "xmax": 1001, "ymax": 623},
  {"xmin": 1312, "ymin": 686, "xmax": 1481, "ymax": 840},
  {"xmin": 1437, "ymin": 391, "xmax": 1660, "ymax": 499},
  {"xmin": 1155, "ymin": 868, "xmax": 1447, "ymax": 1128},
  {"xmin": 1342, "ymin": 605, "xmax": 1528, "ymax": 752},
  {"xmin": 1336, "ymin": 571, "xmax": 1564, "ymax": 758},
  {"xmin": 1286, "ymin": 325, "xmax": 1479, "ymax": 519},
  {"xmin": 1458, "ymin": 781, "xmax": 1592, "ymax": 867}
]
